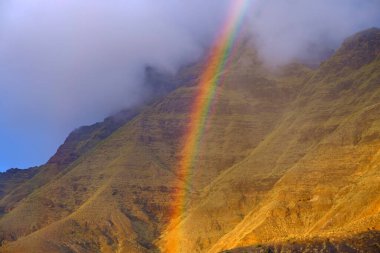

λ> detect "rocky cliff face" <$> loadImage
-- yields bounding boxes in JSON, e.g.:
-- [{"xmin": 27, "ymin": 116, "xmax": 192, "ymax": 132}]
[{"xmin": 0, "ymin": 28, "xmax": 379, "ymax": 253}]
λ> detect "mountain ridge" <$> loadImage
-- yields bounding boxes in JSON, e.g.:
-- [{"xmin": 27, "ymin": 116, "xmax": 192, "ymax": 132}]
[{"xmin": 1, "ymin": 28, "xmax": 379, "ymax": 253}]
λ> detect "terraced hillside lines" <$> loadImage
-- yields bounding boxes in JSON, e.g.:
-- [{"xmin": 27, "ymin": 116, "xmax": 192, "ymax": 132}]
[
  {"xmin": 0, "ymin": 64, "xmax": 199, "ymax": 224},
  {"xmin": 1, "ymin": 28, "xmax": 380, "ymax": 253},
  {"xmin": 0, "ymin": 108, "xmax": 139, "ymax": 223},
  {"xmin": 159, "ymin": 28, "xmax": 380, "ymax": 253},
  {"xmin": 157, "ymin": 46, "xmax": 313, "ymax": 253}
]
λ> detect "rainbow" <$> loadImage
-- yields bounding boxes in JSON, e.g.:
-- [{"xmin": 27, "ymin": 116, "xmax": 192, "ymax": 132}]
[{"xmin": 165, "ymin": 1, "xmax": 251, "ymax": 252}]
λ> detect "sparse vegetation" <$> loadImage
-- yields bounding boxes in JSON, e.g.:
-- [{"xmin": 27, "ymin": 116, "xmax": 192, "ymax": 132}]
[
  {"xmin": 224, "ymin": 231, "xmax": 380, "ymax": 253},
  {"xmin": 1, "ymin": 28, "xmax": 380, "ymax": 253}
]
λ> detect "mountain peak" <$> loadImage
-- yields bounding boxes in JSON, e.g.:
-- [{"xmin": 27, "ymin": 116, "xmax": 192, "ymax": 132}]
[
  {"xmin": 317, "ymin": 27, "xmax": 380, "ymax": 76},
  {"xmin": 341, "ymin": 27, "xmax": 380, "ymax": 55},
  {"xmin": 1, "ymin": 28, "xmax": 380, "ymax": 253},
  {"xmin": 340, "ymin": 27, "xmax": 379, "ymax": 63}
]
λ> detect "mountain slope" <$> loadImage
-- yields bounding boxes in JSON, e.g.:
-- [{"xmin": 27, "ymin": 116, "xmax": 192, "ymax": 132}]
[
  {"xmin": 221, "ymin": 230, "xmax": 380, "ymax": 253},
  {"xmin": 0, "ymin": 62, "xmax": 202, "ymax": 252},
  {"xmin": 0, "ymin": 168, "xmax": 39, "ymax": 204},
  {"xmin": 159, "ymin": 28, "xmax": 380, "ymax": 253},
  {"xmin": 0, "ymin": 108, "xmax": 140, "ymax": 223},
  {"xmin": 1, "ymin": 28, "xmax": 380, "ymax": 253},
  {"xmin": 0, "ymin": 63, "xmax": 198, "ymax": 224}
]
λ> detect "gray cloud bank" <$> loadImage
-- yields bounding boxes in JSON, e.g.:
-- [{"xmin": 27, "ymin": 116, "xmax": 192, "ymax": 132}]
[
  {"xmin": 0, "ymin": 0, "xmax": 379, "ymax": 170},
  {"xmin": 249, "ymin": 0, "xmax": 380, "ymax": 66}
]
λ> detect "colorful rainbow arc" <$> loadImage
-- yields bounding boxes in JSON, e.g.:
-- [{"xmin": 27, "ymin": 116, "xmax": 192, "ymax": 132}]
[{"xmin": 165, "ymin": 1, "xmax": 251, "ymax": 252}]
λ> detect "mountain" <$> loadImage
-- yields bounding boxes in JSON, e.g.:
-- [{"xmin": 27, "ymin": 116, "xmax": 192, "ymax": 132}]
[
  {"xmin": 221, "ymin": 230, "xmax": 380, "ymax": 253},
  {"xmin": 0, "ymin": 63, "xmax": 198, "ymax": 226},
  {"xmin": 0, "ymin": 168, "xmax": 39, "ymax": 204},
  {"xmin": 0, "ymin": 28, "xmax": 379, "ymax": 253}
]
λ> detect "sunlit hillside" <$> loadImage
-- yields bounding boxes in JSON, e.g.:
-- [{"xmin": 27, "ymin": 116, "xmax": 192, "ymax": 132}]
[{"xmin": 0, "ymin": 28, "xmax": 379, "ymax": 253}]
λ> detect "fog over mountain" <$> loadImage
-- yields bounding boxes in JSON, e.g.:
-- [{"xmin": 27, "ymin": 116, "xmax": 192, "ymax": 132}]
[
  {"xmin": 1, "ymin": 0, "xmax": 379, "ymax": 170},
  {"xmin": 249, "ymin": 0, "xmax": 380, "ymax": 66}
]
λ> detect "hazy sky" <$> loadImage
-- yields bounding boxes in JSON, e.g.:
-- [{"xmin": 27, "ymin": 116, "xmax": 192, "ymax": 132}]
[{"xmin": 1, "ymin": 0, "xmax": 379, "ymax": 171}]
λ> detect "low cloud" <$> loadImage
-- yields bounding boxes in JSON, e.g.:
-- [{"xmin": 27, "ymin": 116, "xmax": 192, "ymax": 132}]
[
  {"xmin": 0, "ymin": 0, "xmax": 230, "ymax": 169},
  {"xmin": 0, "ymin": 0, "xmax": 379, "ymax": 170},
  {"xmin": 248, "ymin": 0, "xmax": 380, "ymax": 66}
]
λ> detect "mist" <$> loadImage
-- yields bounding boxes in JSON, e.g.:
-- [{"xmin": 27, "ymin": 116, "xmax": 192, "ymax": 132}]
[
  {"xmin": 0, "ymin": 0, "xmax": 231, "ymax": 170},
  {"xmin": 0, "ymin": 0, "xmax": 379, "ymax": 170},
  {"xmin": 249, "ymin": 0, "xmax": 380, "ymax": 66}
]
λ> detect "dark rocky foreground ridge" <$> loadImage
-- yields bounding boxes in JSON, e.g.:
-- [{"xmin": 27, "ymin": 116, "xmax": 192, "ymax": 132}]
[{"xmin": 0, "ymin": 28, "xmax": 379, "ymax": 252}]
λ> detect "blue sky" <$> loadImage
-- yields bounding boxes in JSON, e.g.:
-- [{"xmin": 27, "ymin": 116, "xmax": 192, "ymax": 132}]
[
  {"xmin": 0, "ymin": 0, "xmax": 229, "ymax": 171},
  {"xmin": 1, "ymin": 0, "xmax": 380, "ymax": 171}
]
